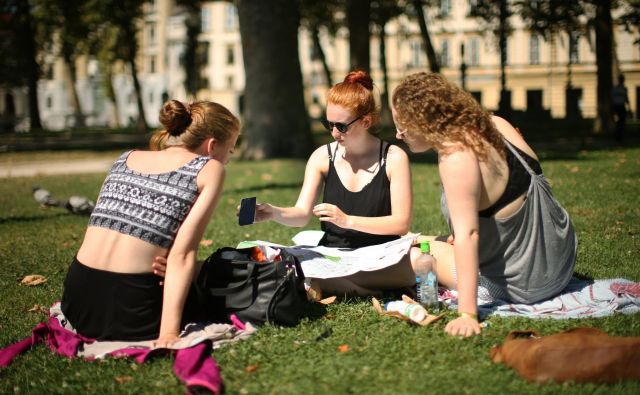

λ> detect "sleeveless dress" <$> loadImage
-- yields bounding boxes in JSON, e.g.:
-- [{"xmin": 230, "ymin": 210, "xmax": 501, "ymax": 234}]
[
  {"xmin": 441, "ymin": 140, "xmax": 577, "ymax": 303},
  {"xmin": 319, "ymin": 140, "xmax": 400, "ymax": 249}
]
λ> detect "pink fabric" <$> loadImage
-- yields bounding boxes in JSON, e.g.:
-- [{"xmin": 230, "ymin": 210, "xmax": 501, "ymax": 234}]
[{"xmin": 0, "ymin": 319, "xmax": 222, "ymax": 394}]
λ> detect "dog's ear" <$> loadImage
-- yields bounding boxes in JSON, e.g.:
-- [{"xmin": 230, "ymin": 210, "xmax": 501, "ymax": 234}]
[{"xmin": 489, "ymin": 345, "xmax": 503, "ymax": 363}]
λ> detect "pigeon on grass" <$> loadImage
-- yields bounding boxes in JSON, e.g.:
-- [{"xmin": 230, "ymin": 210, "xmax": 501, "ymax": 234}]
[
  {"xmin": 32, "ymin": 186, "xmax": 61, "ymax": 207},
  {"xmin": 64, "ymin": 196, "xmax": 95, "ymax": 216}
]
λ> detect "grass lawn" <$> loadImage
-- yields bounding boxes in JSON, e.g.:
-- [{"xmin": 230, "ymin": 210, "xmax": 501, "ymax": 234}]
[{"xmin": 0, "ymin": 146, "xmax": 639, "ymax": 394}]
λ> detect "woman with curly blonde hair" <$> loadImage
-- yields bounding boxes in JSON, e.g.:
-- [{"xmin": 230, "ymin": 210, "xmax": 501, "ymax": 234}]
[{"xmin": 392, "ymin": 72, "xmax": 576, "ymax": 337}]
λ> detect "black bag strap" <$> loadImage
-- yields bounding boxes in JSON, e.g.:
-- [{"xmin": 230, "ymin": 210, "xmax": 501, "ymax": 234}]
[{"xmin": 266, "ymin": 268, "xmax": 293, "ymax": 323}]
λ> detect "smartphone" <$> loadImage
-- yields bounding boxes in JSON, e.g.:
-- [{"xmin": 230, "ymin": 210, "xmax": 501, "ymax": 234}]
[{"xmin": 238, "ymin": 197, "xmax": 257, "ymax": 226}]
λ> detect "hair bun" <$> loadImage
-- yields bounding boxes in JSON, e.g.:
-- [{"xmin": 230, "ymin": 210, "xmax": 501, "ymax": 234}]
[
  {"xmin": 344, "ymin": 70, "xmax": 373, "ymax": 90},
  {"xmin": 159, "ymin": 100, "xmax": 192, "ymax": 136}
]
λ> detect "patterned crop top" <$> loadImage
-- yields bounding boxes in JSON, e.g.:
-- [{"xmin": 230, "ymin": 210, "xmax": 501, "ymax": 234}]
[{"xmin": 88, "ymin": 150, "xmax": 210, "ymax": 248}]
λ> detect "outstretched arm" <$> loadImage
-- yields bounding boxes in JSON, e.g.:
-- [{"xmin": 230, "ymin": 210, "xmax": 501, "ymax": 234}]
[
  {"xmin": 254, "ymin": 146, "xmax": 327, "ymax": 227},
  {"xmin": 439, "ymin": 148, "xmax": 482, "ymax": 337}
]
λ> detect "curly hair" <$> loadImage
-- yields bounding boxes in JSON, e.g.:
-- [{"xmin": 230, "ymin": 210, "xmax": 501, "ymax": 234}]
[
  {"xmin": 392, "ymin": 72, "xmax": 504, "ymax": 160},
  {"xmin": 150, "ymin": 100, "xmax": 240, "ymax": 151},
  {"xmin": 327, "ymin": 69, "xmax": 380, "ymax": 130}
]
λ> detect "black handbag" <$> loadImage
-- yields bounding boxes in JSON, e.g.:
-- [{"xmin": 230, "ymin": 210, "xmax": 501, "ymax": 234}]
[{"xmin": 194, "ymin": 247, "xmax": 324, "ymax": 326}]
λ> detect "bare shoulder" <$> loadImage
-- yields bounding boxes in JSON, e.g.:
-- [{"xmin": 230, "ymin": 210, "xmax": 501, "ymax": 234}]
[
  {"xmin": 306, "ymin": 143, "xmax": 331, "ymax": 173},
  {"xmin": 197, "ymin": 159, "xmax": 226, "ymax": 188},
  {"xmin": 385, "ymin": 144, "xmax": 410, "ymax": 168},
  {"xmin": 491, "ymin": 115, "xmax": 538, "ymax": 160}
]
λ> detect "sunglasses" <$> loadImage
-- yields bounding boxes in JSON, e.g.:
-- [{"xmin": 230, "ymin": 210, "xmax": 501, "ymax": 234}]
[{"xmin": 321, "ymin": 116, "xmax": 361, "ymax": 133}]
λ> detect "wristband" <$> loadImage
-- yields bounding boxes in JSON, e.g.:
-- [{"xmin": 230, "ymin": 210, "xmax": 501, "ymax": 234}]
[{"xmin": 458, "ymin": 312, "xmax": 478, "ymax": 321}]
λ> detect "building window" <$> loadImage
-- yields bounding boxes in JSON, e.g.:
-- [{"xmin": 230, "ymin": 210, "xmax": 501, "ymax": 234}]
[
  {"xmin": 224, "ymin": 4, "xmax": 237, "ymax": 30},
  {"xmin": 410, "ymin": 40, "xmax": 422, "ymax": 67},
  {"xmin": 147, "ymin": 23, "xmax": 156, "ymax": 46},
  {"xmin": 529, "ymin": 35, "xmax": 540, "ymax": 65},
  {"xmin": 467, "ymin": 0, "xmax": 479, "ymax": 16},
  {"xmin": 440, "ymin": 39, "xmax": 450, "ymax": 67},
  {"xmin": 469, "ymin": 38, "xmax": 480, "ymax": 66},
  {"xmin": 201, "ymin": 7, "xmax": 210, "ymax": 32},
  {"xmin": 197, "ymin": 42, "xmax": 210, "ymax": 66},
  {"xmin": 227, "ymin": 75, "xmax": 234, "ymax": 89},
  {"xmin": 149, "ymin": 56, "xmax": 156, "ymax": 73},
  {"xmin": 149, "ymin": 91, "xmax": 154, "ymax": 104},
  {"xmin": 439, "ymin": 0, "xmax": 451, "ymax": 17},
  {"xmin": 226, "ymin": 45, "xmax": 235, "ymax": 65},
  {"xmin": 46, "ymin": 95, "xmax": 53, "ymax": 109},
  {"xmin": 569, "ymin": 32, "xmax": 580, "ymax": 64}
]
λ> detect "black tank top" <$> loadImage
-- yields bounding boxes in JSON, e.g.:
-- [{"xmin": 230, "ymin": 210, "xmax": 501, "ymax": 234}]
[
  {"xmin": 479, "ymin": 140, "xmax": 543, "ymax": 217},
  {"xmin": 319, "ymin": 140, "xmax": 400, "ymax": 248}
]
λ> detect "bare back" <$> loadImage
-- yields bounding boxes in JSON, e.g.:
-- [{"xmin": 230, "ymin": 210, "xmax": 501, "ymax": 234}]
[
  {"xmin": 477, "ymin": 116, "xmax": 539, "ymax": 219},
  {"xmin": 77, "ymin": 150, "xmax": 214, "ymax": 273}
]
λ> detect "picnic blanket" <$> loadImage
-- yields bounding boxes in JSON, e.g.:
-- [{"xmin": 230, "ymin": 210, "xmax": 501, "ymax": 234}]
[
  {"xmin": 0, "ymin": 302, "xmax": 257, "ymax": 394},
  {"xmin": 441, "ymin": 277, "xmax": 640, "ymax": 320}
]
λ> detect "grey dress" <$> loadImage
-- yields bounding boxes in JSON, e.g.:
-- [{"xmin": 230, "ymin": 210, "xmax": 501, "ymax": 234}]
[{"xmin": 441, "ymin": 140, "xmax": 577, "ymax": 303}]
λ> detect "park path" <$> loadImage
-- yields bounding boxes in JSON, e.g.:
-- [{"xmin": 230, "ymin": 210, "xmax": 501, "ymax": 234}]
[{"xmin": 0, "ymin": 157, "xmax": 115, "ymax": 178}]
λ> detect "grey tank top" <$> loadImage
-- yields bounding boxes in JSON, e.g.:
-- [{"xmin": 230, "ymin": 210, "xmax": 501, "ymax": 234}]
[
  {"xmin": 440, "ymin": 140, "xmax": 577, "ymax": 303},
  {"xmin": 89, "ymin": 150, "xmax": 210, "ymax": 248}
]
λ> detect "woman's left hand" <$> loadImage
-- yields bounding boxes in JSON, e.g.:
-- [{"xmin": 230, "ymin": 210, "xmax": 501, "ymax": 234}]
[
  {"xmin": 152, "ymin": 256, "xmax": 167, "ymax": 280},
  {"xmin": 313, "ymin": 203, "xmax": 351, "ymax": 228},
  {"xmin": 154, "ymin": 333, "xmax": 180, "ymax": 348},
  {"xmin": 445, "ymin": 315, "xmax": 482, "ymax": 337}
]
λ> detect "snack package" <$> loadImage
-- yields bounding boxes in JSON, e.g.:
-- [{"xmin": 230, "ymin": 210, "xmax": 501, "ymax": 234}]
[{"xmin": 372, "ymin": 295, "xmax": 443, "ymax": 326}]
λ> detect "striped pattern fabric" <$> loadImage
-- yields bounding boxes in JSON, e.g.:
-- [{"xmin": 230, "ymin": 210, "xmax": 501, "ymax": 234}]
[{"xmin": 88, "ymin": 151, "xmax": 209, "ymax": 248}]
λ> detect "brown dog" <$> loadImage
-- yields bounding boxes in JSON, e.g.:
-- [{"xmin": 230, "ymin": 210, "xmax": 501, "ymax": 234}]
[{"xmin": 490, "ymin": 327, "xmax": 640, "ymax": 383}]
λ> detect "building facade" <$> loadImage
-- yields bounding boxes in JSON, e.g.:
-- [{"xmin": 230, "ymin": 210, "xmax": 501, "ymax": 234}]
[{"xmin": 3, "ymin": 0, "xmax": 638, "ymax": 131}]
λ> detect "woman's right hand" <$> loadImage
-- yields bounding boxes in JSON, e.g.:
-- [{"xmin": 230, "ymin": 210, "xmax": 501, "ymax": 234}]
[
  {"xmin": 254, "ymin": 203, "xmax": 274, "ymax": 222},
  {"xmin": 444, "ymin": 315, "xmax": 482, "ymax": 337}
]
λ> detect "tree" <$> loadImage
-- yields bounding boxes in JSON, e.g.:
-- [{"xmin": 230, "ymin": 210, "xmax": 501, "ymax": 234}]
[
  {"xmin": 592, "ymin": 0, "xmax": 614, "ymax": 133},
  {"xmin": 471, "ymin": 0, "xmax": 514, "ymax": 116},
  {"xmin": 236, "ymin": 0, "xmax": 313, "ymax": 158},
  {"xmin": 105, "ymin": 0, "xmax": 148, "ymax": 132},
  {"xmin": 409, "ymin": 0, "xmax": 440, "ymax": 73},
  {"xmin": 299, "ymin": 0, "xmax": 341, "ymax": 88},
  {"xmin": 177, "ymin": 0, "xmax": 203, "ymax": 98},
  {"xmin": 33, "ymin": 0, "xmax": 94, "ymax": 128},
  {"xmin": 346, "ymin": 0, "xmax": 371, "ymax": 71},
  {"xmin": 371, "ymin": 0, "xmax": 404, "ymax": 124},
  {"xmin": 0, "ymin": 0, "xmax": 42, "ymax": 130}
]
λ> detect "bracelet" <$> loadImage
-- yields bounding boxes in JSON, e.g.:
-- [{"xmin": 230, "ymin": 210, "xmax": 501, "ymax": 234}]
[{"xmin": 458, "ymin": 312, "xmax": 478, "ymax": 321}]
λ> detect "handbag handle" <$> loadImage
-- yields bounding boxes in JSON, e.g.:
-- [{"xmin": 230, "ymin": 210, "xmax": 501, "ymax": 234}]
[{"xmin": 202, "ymin": 261, "xmax": 257, "ymax": 296}]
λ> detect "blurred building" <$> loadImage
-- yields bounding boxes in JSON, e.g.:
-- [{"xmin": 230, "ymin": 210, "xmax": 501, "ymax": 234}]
[{"xmin": 2, "ymin": 0, "xmax": 638, "ymax": 131}]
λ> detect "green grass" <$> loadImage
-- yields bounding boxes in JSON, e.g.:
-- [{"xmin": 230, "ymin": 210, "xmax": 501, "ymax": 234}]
[{"xmin": 1, "ymin": 147, "xmax": 639, "ymax": 394}]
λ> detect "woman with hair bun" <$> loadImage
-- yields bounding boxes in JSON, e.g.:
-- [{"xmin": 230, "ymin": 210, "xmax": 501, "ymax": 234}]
[
  {"xmin": 255, "ymin": 70, "xmax": 416, "ymax": 296},
  {"xmin": 61, "ymin": 100, "xmax": 240, "ymax": 347}
]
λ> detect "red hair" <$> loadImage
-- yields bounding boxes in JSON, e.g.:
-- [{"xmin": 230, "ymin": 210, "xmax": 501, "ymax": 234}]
[{"xmin": 327, "ymin": 70, "xmax": 379, "ymax": 128}]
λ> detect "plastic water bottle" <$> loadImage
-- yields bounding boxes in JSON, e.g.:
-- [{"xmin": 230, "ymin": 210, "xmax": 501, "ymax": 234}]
[
  {"xmin": 384, "ymin": 301, "xmax": 427, "ymax": 323},
  {"xmin": 415, "ymin": 241, "xmax": 439, "ymax": 313}
]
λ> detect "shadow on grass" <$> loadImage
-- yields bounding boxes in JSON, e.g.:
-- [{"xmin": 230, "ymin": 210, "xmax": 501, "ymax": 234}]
[
  {"xmin": 0, "ymin": 212, "xmax": 71, "ymax": 224},
  {"xmin": 227, "ymin": 182, "xmax": 303, "ymax": 194}
]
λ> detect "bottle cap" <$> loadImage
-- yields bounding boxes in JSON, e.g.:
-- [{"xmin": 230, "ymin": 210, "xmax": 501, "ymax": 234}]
[{"xmin": 420, "ymin": 241, "xmax": 430, "ymax": 254}]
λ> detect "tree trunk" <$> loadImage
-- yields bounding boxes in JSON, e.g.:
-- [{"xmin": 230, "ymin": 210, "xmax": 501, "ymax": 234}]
[
  {"xmin": 346, "ymin": 0, "xmax": 370, "ymax": 72},
  {"xmin": 122, "ymin": 20, "xmax": 147, "ymax": 133},
  {"xmin": 378, "ymin": 20, "xmax": 391, "ymax": 125},
  {"xmin": 594, "ymin": 0, "xmax": 613, "ymax": 134},
  {"xmin": 237, "ymin": 0, "xmax": 313, "ymax": 159},
  {"xmin": 62, "ymin": 51, "xmax": 85, "ymax": 128},
  {"xmin": 412, "ymin": 0, "xmax": 440, "ymax": 73},
  {"xmin": 311, "ymin": 26, "xmax": 332, "ymax": 89},
  {"xmin": 19, "ymin": 0, "xmax": 42, "ymax": 130},
  {"xmin": 104, "ymin": 66, "xmax": 120, "ymax": 128},
  {"xmin": 184, "ymin": 6, "xmax": 201, "ymax": 97},
  {"xmin": 497, "ymin": 0, "xmax": 511, "ymax": 117}
]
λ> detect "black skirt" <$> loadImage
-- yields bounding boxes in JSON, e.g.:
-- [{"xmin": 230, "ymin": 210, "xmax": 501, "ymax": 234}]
[{"xmin": 61, "ymin": 257, "xmax": 164, "ymax": 341}]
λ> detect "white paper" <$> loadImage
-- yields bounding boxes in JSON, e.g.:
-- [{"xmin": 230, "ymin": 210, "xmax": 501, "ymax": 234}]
[{"xmin": 239, "ymin": 234, "xmax": 417, "ymax": 279}]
